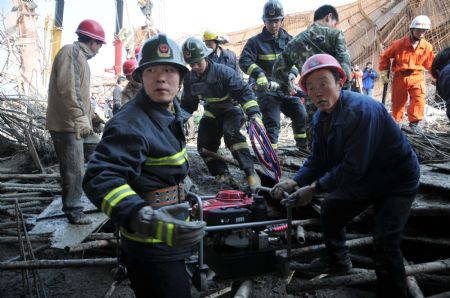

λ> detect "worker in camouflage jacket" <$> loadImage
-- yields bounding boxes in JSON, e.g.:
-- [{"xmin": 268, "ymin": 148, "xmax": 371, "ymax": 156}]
[
  {"xmin": 273, "ymin": 4, "xmax": 352, "ymax": 121},
  {"xmin": 121, "ymin": 59, "xmax": 142, "ymax": 108},
  {"xmin": 239, "ymin": 0, "xmax": 307, "ymax": 151}
]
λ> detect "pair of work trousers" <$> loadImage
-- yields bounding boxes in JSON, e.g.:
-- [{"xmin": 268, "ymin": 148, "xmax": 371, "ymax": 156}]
[
  {"xmin": 257, "ymin": 92, "xmax": 307, "ymax": 149},
  {"xmin": 197, "ymin": 106, "xmax": 253, "ymax": 176},
  {"xmin": 50, "ymin": 131, "xmax": 85, "ymax": 217},
  {"xmin": 391, "ymin": 72, "xmax": 426, "ymax": 123},
  {"xmin": 126, "ymin": 257, "xmax": 191, "ymax": 298},
  {"xmin": 320, "ymin": 191, "xmax": 415, "ymax": 298}
]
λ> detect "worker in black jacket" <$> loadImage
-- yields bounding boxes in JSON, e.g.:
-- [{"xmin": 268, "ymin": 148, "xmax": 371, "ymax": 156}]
[
  {"xmin": 181, "ymin": 37, "xmax": 262, "ymax": 192},
  {"xmin": 83, "ymin": 34, "xmax": 205, "ymax": 298},
  {"xmin": 239, "ymin": 0, "xmax": 307, "ymax": 151}
]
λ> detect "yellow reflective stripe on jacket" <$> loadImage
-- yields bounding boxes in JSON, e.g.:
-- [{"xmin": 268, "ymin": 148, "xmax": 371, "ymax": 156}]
[
  {"xmin": 294, "ymin": 133, "xmax": 307, "ymax": 139},
  {"xmin": 230, "ymin": 142, "xmax": 249, "ymax": 151},
  {"xmin": 242, "ymin": 100, "xmax": 258, "ymax": 112},
  {"xmin": 247, "ymin": 63, "xmax": 259, "ymax": 76},
  {"xmin": 204, "ymin": 94, "xmax": 230, "ymax": 103},
  {"xmin": 202, "ymin": 110, "xmax": 216, "ymax": 119},
  {"xmin": 291, "ymin": 65, "xmax": 299, "ymax": 73},
  {"xmin": 120, "ymin": 216, "xmax": 190, "ymax": 245},
  {"xmin": 145, "ymin": 148, "xmax": 188, "ymax": 167},
  {"xmin": 257, "ymin": 54, "xmax": 280, "ymax": 61},
  {"xmin": 120, "ymin": 227, "xmax": 163, "ymax": 244},
  {"xmin": 102, "ymin": 184, "xmax": 137, "ymax": 217},
  {"xmin": 272, "ymin": 143, "xmax": 278, "ymax": 149}
]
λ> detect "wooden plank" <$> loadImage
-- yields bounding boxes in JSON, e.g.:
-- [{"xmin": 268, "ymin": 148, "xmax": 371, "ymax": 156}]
[{"xmin": 30, "ymin": 195, "xmax": 108, "ymax": 249}]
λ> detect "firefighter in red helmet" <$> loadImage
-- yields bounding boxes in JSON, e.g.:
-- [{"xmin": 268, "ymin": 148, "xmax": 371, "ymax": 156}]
[{"xmin": 46, "ymin": 19, "xmax": 106, "ymax": 224}]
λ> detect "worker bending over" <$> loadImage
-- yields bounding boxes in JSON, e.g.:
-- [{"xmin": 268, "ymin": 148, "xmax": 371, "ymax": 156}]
[{"xmin": 181, "ymin": 37, "xmax": 262, "ymax": 192}]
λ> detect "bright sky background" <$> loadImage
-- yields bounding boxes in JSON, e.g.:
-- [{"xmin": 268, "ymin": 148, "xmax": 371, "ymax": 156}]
[{"xmin": 1, "ymin": 0, "xmax": 355, "ymax": 77}]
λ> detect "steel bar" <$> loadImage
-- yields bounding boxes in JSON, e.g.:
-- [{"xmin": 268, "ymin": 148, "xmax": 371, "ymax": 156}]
[
  {"xmin": 0, "ymin": 201, "xmax": 42, "ymax": 211},
  {"xmin": 0, "ymin": 258, "xmax": 118, "ymax": 270},
  {"xmin": 0, "ymin": 192, "xmax": 43, "ymax": 198},
  {"xmin": 0, "ymin": 173, "xmax": 59, "ymax": 180},
  {"xmin": 0, "ymin": 197, "xmax": 53, "ymax": 202}
]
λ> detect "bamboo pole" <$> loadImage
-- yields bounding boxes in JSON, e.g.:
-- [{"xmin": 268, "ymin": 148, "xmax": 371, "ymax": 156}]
[
  {"xmin": 0, "ymin": 258, "xmax": 117, "ymax": 270},
  {"xmin": 279, "ymin": 236, "xmax": 373, "ymax": 257},
  {"xmin": 0, "ymin": 236, "xmax": 49, "ymax": 244},
  {"xmin": 64, "ymin": 240, "xmax": 116, "ymax": 253},
  {"xmin": 287, "ymin": 258, "xmax": 450, "ymax": 292}
]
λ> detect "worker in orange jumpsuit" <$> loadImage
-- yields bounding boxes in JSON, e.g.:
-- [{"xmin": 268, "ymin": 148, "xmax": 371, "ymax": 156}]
[{"xmin": 379, "ymin": 15, "xmax": 435, "ymax": 128}]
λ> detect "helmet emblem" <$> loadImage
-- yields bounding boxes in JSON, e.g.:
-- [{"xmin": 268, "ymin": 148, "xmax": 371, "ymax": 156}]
[
  {"xmin": 269, "ymin": 8, "xmax": 275, "ymax": 16},
  {"xmin": 157, "ymin": 43, "xmax": 171, "ymax": 58}
]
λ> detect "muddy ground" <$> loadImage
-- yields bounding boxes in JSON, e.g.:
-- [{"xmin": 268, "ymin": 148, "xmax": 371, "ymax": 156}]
[{"xmin": 1, "ymin": 117, "xmax": 449, "ymax": 298}]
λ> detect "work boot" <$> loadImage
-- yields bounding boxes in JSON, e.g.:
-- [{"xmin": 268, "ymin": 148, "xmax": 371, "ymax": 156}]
[
  {"xmin": 295, "ymin": 138, "xmax": 310, "ymax": 154},
  {"xmin": 245, "ymin": 168, "xmax": 261, "ymax": 193},
  {"xmin": 67, "ymin": 213, "xmax": 92, "ymax": 225},
  {"xmin": 308, "ymin": 256, "xmax": 352, "ymax": 274}
]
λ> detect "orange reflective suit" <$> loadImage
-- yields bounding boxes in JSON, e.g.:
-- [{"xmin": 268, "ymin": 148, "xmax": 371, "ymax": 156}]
[{"xmin": 379, "ymin": 35, "xmax": 434, "ymax": 123}]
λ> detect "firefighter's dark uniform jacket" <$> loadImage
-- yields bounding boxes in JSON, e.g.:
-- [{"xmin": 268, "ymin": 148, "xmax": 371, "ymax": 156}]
[
  {"xmin": 239, "ymin": 27, "xmax": 306, "ymax": 148},
  {"xmin": 83, "ymin": 89, "xmax": 190, "ymax": 261},
  {"xmin": 208, "ymin": 46, "xmax": 241, "ymax": 76},
  {"xmin": 181, "ymin": 59, "xmax": 259, "ymax": 175}
]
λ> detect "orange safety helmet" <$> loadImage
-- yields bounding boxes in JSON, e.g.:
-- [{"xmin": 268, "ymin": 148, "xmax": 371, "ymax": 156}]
[
  {"xmin": 76, "ymin": 19, "xmax": 106, "ymax": 44},
  {"xmin": 299, "ymin": 54, "xmax": 347, "ymax": 92},
  {"xmin": 122, "ymin": 59, "xmax": 138, "ymax": 76}
]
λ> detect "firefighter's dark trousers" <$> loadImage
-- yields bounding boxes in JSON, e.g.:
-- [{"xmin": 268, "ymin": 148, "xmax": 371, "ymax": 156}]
[
  {"xmin": 126, "ymin": 257, "xmax": 191, "ymax": 298},
  {"xmin": 257, "ymin": 91, "xmax": 307, "ymax": 148},
  {"xmin": 197, "ymin": 106, "xmax": 253, "ymax": 176},
  {"xmin": 320, "ymin": 190, "xmax": 416, "ymax": 298},
  {"xmin": 50, "ymin": 131, "xmax": 85, "ymax": 217}
]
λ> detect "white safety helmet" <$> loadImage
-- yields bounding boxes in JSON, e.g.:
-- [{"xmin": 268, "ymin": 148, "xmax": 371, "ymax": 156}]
[{"xmin": 410, "ymin": 15, "xmax": 431, "ymax": 30}]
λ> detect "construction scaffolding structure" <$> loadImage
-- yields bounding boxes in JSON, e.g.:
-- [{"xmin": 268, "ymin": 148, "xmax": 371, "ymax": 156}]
[{"xmin": 225, "ymin": 0, "xmax": 450, "ymax": 68}]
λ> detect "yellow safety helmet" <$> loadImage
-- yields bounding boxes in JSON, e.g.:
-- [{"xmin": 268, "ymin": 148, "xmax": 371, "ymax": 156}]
[{"xmin": 203, "ymin": 30, "xmax": 219, "ymax": 42}]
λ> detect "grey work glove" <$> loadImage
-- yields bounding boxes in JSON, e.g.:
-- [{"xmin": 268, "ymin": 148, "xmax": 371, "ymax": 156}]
[
  {"xmin": 130, "ymin": 203, "xmax": 206, "ymax": 247},
  {"xmin": 270, "ymin": 179, "xmax": 298, "ymax": 200},
  {"xmin": 288, "ymin": 73, "xmax": 297, "ymax": 93},
  {"xmin": 281, "ymin": 185, "xmax": 315, "ymax": 208},
  {"xmin": 79, "ymin": 126, "xmax": 94, "ymax": 138}
]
